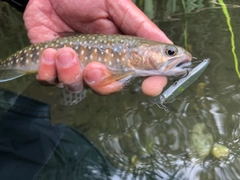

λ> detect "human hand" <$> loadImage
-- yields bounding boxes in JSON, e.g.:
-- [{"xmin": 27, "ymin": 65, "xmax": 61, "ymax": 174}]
[{"xmin": 24, "ymin": 0, "xmax": 171, "ymax": 96}]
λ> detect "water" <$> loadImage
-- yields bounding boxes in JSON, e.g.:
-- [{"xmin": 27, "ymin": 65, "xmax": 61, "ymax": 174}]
[{"xmin": 1, "ymin": 0, "xmax": 240, "ymax": 179}]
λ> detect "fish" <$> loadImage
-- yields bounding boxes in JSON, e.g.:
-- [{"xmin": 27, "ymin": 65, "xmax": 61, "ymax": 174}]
[{"xmin": 0, "ymin": 34, "xmax": 192, "ymax": 84}]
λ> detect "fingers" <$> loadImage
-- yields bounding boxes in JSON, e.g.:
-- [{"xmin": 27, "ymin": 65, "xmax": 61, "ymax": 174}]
[
  {"xmin": 142, "ymin": 76, "xmax": 168, "ymax": 96},
  {"xmin": 37, "ymin": 47, "xmax": 83, "ymax": 92},
  {"xmin": 37, "ymin": 48, "xmax": 123, "ymax": 94},
  {"xmin": 37, "ymin": 48, "xmax": 58, "ymax": 85},
  {"xmin": 107, "ymin": 0, "xmax": 173, "ymax": 44},
  {"xmin": 83, "ymin": 62, "xmax": 123, "ymax": 95},
  {"xmin": 55, "ymin": 48, "xmax": 83, "ymax": 92}
]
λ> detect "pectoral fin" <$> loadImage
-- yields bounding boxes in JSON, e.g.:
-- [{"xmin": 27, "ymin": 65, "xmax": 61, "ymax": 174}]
[
  {"xmin": 100, "ymin": 71, "xmax": 135, "ymax": 86},
  {"xmin": 0, "ymin": 70, "xmax": 26, "ymax": 82}
]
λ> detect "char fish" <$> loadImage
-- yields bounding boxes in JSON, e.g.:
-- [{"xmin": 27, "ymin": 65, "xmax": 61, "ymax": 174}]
[{"xmin": 0, "ymin": 34, "xmax": 192, "ymax": 83}]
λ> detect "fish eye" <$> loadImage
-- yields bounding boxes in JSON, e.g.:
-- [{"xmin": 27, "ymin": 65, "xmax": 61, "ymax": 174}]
[{"xmin": 165, "ymin": 45, "xmax": 178, "ymax": 56}]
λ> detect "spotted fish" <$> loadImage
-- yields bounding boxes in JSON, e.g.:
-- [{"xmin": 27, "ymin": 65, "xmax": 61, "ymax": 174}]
[{"xmin": 0, "ymin": 34, "xmax": 192, "ymax": 83}]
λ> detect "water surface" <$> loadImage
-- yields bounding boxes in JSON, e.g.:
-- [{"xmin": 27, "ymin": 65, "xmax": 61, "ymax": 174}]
[{"xmin": 1, "ymin": 1, "xmax": 240, "ymax": 179}]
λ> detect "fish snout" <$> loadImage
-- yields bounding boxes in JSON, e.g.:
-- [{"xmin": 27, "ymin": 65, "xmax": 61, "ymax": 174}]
[{"xmin": 186, "ymin": 51, "xmax": 193, "ymax": 62}]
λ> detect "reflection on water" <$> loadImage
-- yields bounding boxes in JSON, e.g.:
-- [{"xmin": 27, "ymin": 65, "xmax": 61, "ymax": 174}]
[{"xmin": 1, "ymin": 0, "xmax": 240, "ymax": 179}]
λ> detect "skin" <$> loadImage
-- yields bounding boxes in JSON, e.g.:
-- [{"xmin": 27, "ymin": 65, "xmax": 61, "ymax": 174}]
[{"xmin": 23, "ymin": 0, "xmax": 171, "ymax": 96}]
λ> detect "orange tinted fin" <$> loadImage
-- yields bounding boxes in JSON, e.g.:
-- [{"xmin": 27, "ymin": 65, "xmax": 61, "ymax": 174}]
[{"xmin": 99, "ymin": 71, "xmax": 135, "ymax": 86}]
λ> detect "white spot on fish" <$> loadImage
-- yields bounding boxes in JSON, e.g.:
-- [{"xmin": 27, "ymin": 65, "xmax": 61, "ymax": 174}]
[{"xmin": 81, "ymin": 50, "xmax": 84, "ymax": 55}]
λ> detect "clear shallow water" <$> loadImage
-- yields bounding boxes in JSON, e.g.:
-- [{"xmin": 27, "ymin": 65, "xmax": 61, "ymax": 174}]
[{"xmin": 1, "ymin": 0, "xmax": 240, "ymax": 179}]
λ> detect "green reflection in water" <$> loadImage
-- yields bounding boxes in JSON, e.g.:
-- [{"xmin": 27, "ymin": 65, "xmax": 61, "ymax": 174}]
[{"xmin": 218, "ymin": 0, "xmax": 240, "ymax": 78}]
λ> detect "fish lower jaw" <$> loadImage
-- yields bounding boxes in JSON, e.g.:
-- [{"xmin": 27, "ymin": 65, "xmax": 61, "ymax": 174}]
[
  {"xmin": 134, "ymin": 67, "xmax": 191, "ymax": 77},
  {"xmin": 176, "ymin": 61, "xmax": 192, "ymax": 68}
]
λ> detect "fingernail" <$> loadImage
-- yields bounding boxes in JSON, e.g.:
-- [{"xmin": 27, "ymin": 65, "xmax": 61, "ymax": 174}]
[
  {"xmin": 57, "ymin": 52, "xmax": 75, "ymax": 67},
  {"xmin": 42, "ymin": 51, "xmax": 55, "ymax": 64},
  {"xmin": 84, "ymin": 69, "xmax": 102, "ymax": 84}
]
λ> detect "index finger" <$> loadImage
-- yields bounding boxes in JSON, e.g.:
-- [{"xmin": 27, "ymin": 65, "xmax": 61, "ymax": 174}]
[{"xmin": 107, "ymin": 0, "xmax": 173, "ymax": 43}]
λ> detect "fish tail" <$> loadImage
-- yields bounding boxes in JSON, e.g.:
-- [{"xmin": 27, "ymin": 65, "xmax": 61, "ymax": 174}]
[{"xmin": 0, "ymin": 70, "xmax": 26, "ymax": 82}]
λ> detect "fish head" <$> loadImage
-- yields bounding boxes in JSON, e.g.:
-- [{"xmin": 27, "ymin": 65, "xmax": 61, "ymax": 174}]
[{"xmin": 142, "ymin": 43, "xmax": 192, "ymax": 76}]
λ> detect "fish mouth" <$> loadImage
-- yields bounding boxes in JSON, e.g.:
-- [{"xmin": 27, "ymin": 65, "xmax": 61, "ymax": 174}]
[{"xmin": 164, "ymin": 53, "xmax": 192, "ymax": 70}]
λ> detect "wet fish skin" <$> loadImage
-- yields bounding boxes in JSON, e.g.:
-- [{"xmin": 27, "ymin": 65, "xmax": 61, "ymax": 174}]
[{"xmin": 0, "ymin": 34, "xmax": 192, "ymax": 82}]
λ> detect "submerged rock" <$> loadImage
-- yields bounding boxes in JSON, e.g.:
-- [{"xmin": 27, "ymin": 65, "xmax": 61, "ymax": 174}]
[
  {"xmin": 189, "ymin": 123, "xmax": 213, "ymax": 162},
  {"xmin": 211, "ymin": 143, "xmax": 229, "ymax": 159}
]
